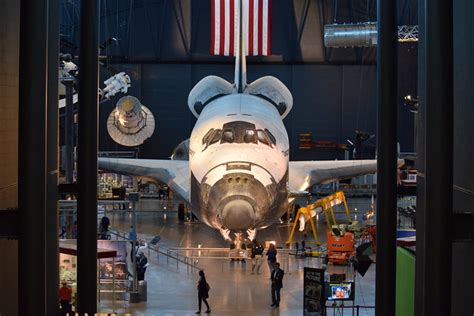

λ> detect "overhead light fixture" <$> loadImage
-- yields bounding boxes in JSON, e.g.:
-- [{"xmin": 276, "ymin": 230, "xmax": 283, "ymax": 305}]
[{"xmin": 107, "ymin": 95, "xmax": 155, "ymax": 147}]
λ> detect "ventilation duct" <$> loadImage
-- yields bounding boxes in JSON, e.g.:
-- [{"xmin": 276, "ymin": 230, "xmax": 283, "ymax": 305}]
[
  {"xmin": 324, "ymin": 23, "xmax": 418, "ymax": 47},
  {"xmin": 324, "ymin": 22, "xmax": 378, "ymax": 48}
]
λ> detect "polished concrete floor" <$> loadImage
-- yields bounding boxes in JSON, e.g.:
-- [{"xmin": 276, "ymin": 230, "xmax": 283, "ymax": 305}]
[{"xmin": 96, "ymin": 199, "xmax": 377, "ymax": 315}]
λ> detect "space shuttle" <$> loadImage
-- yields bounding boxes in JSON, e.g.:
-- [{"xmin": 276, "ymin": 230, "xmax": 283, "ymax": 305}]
[{"xmin": 98, "ymin": 0, "xmax": 386, "ymax": 241}]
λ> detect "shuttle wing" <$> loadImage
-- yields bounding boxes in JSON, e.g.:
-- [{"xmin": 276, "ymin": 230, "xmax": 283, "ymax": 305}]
[
  {"xmin": 98, "ymin": 158, "xmax": 190, "ymax": 203},
  {"xmin": 289, "ymin": 159, "xmax": 403, "ymax": 192}
]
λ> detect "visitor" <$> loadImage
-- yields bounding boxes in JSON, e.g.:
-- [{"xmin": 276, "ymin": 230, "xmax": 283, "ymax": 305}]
[
  {"xmin": 196, "ymin": 270, "xmax": 211, "ymax": 314},
  {"xmin": 59, "ymin": 280, "xmax": 72, "ymax": 316},
  {"xmin": 270, "ymin": 262, "xmax": 285, "ymax": 307},
  {"xmin": 250, "ymin": 239, "xmax": 264, "ymax": 274},
  {"xmin": 266, "ymin": 243, "xmax": 277, "ymax": 274}
]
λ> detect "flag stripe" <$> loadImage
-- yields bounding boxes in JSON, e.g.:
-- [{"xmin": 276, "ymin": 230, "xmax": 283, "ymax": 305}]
[
  {"xmin": 220, "ymin": 0, "xmax": 225, "ymax": 55},
  {"xmin": 214, "ymin": 0, "xmax": 220, "ymax": 54},
  {"xmin": 262, "ymin": 0, "xmax": 268, "ymax": 55},
  {"xmin": 258, "ymin": 0, "xmax": 263, "ymax": 55},
  {"xmin": 248, "ymin": 0, "xmax": 254, "ymax": 56},
  {"xmin": 267, "ymin": 0, "xmax": 272, "ymax": 55},
  {"xmin": 224, "ymin": 0, "xmax": 230, "ymax": 56},
  {"xmin": 229, "ymin": 0, "xmax": 235, "ymax": 56},
  {"xmin": 243, "ymin": 0, "xmax": 249, "ymax": 55},
  {"xmin": 211, "ymin": 0, "xmax": 215, "ymax": 55},
  {"xmin": 253, "ymin": 0, "xmax": 258, "ymax": 55}
]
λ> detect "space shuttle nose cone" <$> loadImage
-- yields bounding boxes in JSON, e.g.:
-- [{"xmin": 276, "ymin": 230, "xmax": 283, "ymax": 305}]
[{"xmin": 221, "ymin": 199, "xmax": 255, "ymax": 231}]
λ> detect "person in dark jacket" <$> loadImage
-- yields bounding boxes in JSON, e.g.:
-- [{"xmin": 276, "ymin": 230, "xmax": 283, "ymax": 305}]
[
  {"xmin": 270, "ymin": 262, "xmax": 285, "ymax": 307},
  {"xmin": 98, "ymin": 216, "xmax": 110, "ymax": 240},
  {"xmin": 250, "ymin": 239, "xmax": 264, "ymax": 274},
  {"xmin": 266, "ymin": 243, "xmax": 277, "ymax": 274},
  {"xmin": 196, "ymin": 270, "xmax": 211, "ymax": 314},
  {"xmin": 136, "ymin": 252, "xmax": 148, "ymax": 281}
]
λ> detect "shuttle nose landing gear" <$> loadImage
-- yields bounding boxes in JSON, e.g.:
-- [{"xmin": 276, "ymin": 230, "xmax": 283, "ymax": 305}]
[
  {"xmin": 246, "ymin": 228, "xmax": 257, "ymax": 241},
  {"xmin": 219, "ymin": 227, "xmax": 232, "ymax": 241}
]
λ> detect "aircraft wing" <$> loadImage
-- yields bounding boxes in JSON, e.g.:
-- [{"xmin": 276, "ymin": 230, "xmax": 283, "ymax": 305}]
[
  {"xmin": 98, "ymin": 158, "xmax": 190, "ymax": 203},
  {"xmin": 288, "ymin": 159, "xmax": 404, "ymax": 192}
]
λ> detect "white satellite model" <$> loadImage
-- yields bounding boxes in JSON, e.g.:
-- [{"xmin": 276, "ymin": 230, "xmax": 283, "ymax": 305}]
[{"xmin": 106, "ymin": 95, "xmax": 155, "ymax": 147}]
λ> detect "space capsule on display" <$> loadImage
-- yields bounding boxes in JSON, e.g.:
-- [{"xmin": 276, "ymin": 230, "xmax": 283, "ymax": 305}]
[{"xmin": 106, "ymin": 95, "xmax": 155, "ymax": 147}]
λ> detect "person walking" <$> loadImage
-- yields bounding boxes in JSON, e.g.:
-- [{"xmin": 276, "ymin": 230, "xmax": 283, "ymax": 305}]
[
  {"xmin": 196, "ymin": 270, "xmax": 211, "ymax": 314},
  {"xmin": 266, "ymin": 243, "xmax": 277, "ymax": 275},
  {"xmin": 59, "ymin": 280, "xmax": 73, "ymax": 316},
  {"xmin": 250, "ymin": 239, "xmax": 264, "ymax": 274},
  {"xmin": 270, "ymin": 262, "xmax": 285, "ymax": 307}
]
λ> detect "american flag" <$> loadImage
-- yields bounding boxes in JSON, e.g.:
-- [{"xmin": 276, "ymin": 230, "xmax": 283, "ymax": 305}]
[{"xmin": 211, "ymin": 0, "xmax": 272, "ymax": 56}]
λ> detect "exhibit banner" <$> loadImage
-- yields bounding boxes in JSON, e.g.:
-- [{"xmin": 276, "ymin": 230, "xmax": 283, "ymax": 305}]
[
  {"xmin": 304, "ymin": 267, "xmax": 325, "ymax": 316},
  {"xmin": 97, "ymin": 240, "xmax": 128, "ymax": 280}
]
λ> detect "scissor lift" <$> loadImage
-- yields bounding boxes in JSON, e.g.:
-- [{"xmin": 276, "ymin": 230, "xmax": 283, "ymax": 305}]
[{"xmin": 286, "ymin": 191, "xmax": 352, "ymax": 246}]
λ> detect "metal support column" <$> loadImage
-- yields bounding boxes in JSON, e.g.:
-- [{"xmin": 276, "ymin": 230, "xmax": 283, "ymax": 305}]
[
  {"xmin": 375, "ymin": 0, "xmax": 397, "ymax": 315},
  {"xmin": 46, "ymin": 0, "xmax": 60, "ymax": 314},
  {"xmin": 63, "ymin": 78, "xmax": 75, "ymax": 184},
  {"xmin": 422, "ymin": 0, "xmax": 453, "ymax": 315},
  {"xmin": 77, "ymin": 0, "xmax": 99, "ymax": 314},
  {"xmin": 18, "ymin": 0, "xmax": 48, "ymax": 314}
]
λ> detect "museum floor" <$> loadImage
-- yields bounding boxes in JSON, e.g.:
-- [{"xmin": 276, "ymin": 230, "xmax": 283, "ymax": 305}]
[{"xmin": 96, "ymin": 198, "xmax": 377, "ymax": 316}]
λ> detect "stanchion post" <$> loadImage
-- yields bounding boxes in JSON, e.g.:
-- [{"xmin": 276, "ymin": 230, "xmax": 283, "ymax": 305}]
[{"xmin": 112, "ymin": 257, "xmax": 116, "ymax": 312}]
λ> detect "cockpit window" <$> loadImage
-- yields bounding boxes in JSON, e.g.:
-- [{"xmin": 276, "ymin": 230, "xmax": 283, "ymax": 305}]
[
  {"xmin": 202, "ymin": 129, "xmax": 215, "ymax": 145},
  {"xmin": 257, "ymin": 129, "xmax": 270, "ymax": 145},
  {"xmin": 210, "ymin": 129, "xmax": 222, "ymax": 145},
  {"xmin": 221, "ymin": 129, "xmax": 234, "ymax": 143},
  {"xmin": 202, "ymin": 128, "xmax": 222, "ymax": 150},
  {"xmin": 201, "ymin": 122, "xmax": 276, "ymax": 151},
  {"xmin": 244, "ymin": 129, "xmax": 257, "ymax": 144},
  {"xmin": 265, "ymin": 128, "xmax": 276, "ymax": 145}
]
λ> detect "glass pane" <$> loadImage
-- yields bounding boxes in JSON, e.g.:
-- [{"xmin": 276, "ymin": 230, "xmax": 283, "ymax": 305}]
[
  {"xmin": 244, "ymin": 129, "xmax": 256, "ymax": 143},
  {"xmin": 210, "ymin": 129, "xmax": 222, "ymax": 145},
  {"xmin": 257, "ymin": 130, "xmax": 270, "ymax": 146},
  {"xmin": 265, "ymin": 129, "xmax": 276, "ymax": 145},
  {"xmin": 222, "ymin": 130, "xmax": 234, "ymax": 143},
  {"xmin": 202, "ymin": 128, "xmax": 215, "ymax": 145}
]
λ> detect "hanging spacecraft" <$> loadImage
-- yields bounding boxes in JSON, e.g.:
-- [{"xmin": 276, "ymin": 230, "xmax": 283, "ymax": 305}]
[{"xmin": 106, "ymin": 95, "xmax": 155, "ymax": 147}]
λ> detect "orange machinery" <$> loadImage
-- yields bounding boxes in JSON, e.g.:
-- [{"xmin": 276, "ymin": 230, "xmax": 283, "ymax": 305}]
[
  {"xmin": 286, "ymin": 191, "xmax": 357, "ymax": 264},
  {"xmin": 326, "ymin": 227, "xmax": 356, "ymax": 264},
  {"xmin": 286, "ymin": 191, "xmax": 352, "ymax": 246}
]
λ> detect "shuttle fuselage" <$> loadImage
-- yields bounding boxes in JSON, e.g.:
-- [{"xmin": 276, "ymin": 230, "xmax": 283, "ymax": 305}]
[{"xmin": 189, "ymin": 93, "xmax": 289, "ymax": 235}]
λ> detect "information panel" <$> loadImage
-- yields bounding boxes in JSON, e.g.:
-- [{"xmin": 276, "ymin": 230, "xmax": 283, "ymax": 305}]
[
  {"xmin": 304, "ymin": 267, "xmax": 325, "ymax": 316},
  {"xmin": 97, "ymin": 240, "xmax": 128, "ymax": 280}
]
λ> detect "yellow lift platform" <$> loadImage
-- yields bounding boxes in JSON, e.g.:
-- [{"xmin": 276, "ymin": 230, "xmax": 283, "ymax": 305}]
[{"xmin": 286, "ymin": 191, "xmax": 351, "ymax": 246}]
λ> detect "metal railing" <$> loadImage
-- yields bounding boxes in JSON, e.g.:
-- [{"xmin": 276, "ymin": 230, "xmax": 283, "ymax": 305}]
[
  {"xmin": 168, "ymin": 247, "xmax": 300, "ymax": 274},
  {"xmin": 325, "ymin": 304, "xmax": 375, "ymax": 316},
  {"xmin": 106, "ymin": 229, "xmax": 326, "ymax": 276},
  {"xmin": 106, "ymin": 229, "xmax": 200, "ymax": 274}
]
